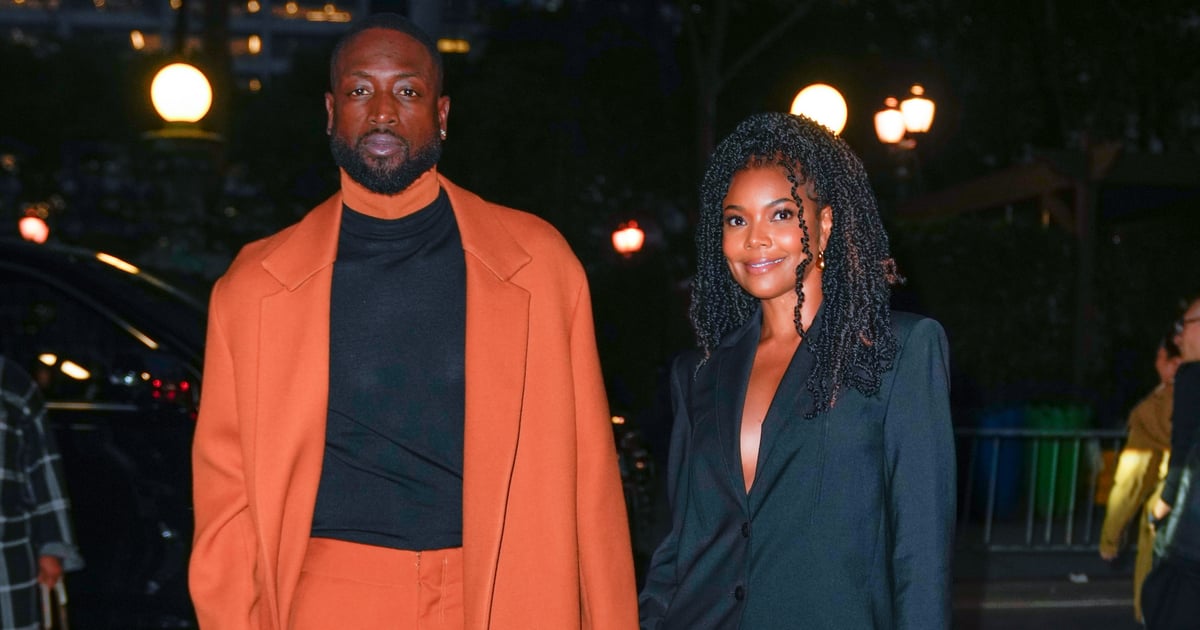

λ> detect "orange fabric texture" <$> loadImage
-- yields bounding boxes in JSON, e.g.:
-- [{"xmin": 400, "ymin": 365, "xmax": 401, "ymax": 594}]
[
  {"xmin": 338, "ymin": 166, "xmax": 440, "ymax": 219},
  {"xmin": 189, "ymin": 176, "xmax": 638, "ymax": 629},
  {"xmin": 290, "ymin": 539, "xmax": 463, "ymax": 630}
]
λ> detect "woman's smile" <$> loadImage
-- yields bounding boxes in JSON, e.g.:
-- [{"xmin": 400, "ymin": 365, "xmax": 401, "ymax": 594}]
[{"xmin": 742, "ymin": 257, "xmax": 787, "ymax": 274}]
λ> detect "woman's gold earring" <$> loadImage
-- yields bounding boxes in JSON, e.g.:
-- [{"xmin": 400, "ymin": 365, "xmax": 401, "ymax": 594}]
[{"xmin": 817, "ymin": 250, "xmax": 826, "ymax": 270}]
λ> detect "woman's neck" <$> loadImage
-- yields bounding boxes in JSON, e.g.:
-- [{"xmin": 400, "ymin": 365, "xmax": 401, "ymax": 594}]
[{"xmin": 339, "ymin": 167, "xmax": 439, "ymax": 219}]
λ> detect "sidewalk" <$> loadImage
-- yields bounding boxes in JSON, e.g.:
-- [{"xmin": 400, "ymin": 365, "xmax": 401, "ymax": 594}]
[
  {"xmin": 952, "ymin": 547, "xmax": 1143, "ymax": 629},
  {"xmin": 953, "ymin": 576, "xmax": 1141, "ymax": 630},
  {"xmin": 954, "ymin": 575, "xmax": 1132, "ymax": 610}
]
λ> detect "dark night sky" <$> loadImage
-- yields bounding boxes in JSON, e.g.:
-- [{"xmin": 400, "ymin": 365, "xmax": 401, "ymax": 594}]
[{"xmin": 2, "ymin": 0, "xmax": 1199, "ymax": 425}]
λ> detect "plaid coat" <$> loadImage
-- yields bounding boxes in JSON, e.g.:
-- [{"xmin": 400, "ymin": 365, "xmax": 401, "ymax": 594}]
[{"xmin": 0, "ymin": 357, "xmax": 83, "ymax": 630}]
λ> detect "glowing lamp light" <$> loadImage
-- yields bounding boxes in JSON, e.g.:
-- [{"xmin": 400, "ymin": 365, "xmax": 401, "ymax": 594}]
[
  {"xmin": 150, "ymin": 63, "xmax": 213, "ymax": 123},
  {"xmin": 18, "ymin": 215, "xmax": 49, "ymax": 243},
  {"xmin": 96, "ymin": 252, "xmax": 141, "ymax": 274},
  {"xmin": 612, "ymin": 221, "xmax": 645, "ymax": 257},
  {"xmin": 874, "ymin": 97, "xmax": 906, "ymax": 144},
  {"xmin": 304, "ymin": 3, "xmax": 351, "ymax": 22},
  {"xmin": 60, "ymin": 360, "xmax": 91, "ymax": 381},
  {"xmin": 437, "ymin": 38, "xmax": 471, "ymax": 54},
  {"xmin": 789, "ymin": 83, "xmax": 848, "ymax": 136},
  {"xmin": 900, "ymin": 84, "xmax": 935, "ymax": 133}
]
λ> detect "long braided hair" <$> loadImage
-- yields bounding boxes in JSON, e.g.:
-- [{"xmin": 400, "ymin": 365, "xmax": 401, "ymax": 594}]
[{"xmin": 690, "ymin": 112, "xmax": 901, "ymax": 415}]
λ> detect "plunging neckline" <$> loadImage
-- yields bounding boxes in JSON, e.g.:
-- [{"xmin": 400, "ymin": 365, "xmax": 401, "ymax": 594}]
[{"xmin": 738, "ymin": 337, "xmax": 802, "ymax": 495}]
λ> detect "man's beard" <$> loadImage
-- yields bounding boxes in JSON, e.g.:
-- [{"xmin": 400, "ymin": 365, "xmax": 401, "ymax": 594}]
[{"xmin": 330, "ymin": 131, "xmax": 442, "ymax": 195}]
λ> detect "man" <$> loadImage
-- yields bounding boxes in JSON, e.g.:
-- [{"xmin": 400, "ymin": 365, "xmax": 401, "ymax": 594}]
[
  {"xmin": 1099, "ymin": 336, "xmax": 1180, "ymax": 622},
  {"xmin": 1142, "ymin": 294, "xmax": 1200, "ymax": 629},
  {"xmin": 1151, "ymin": 295, "xmax": 1200, "ymax": 527},
  {"xmin": 188, "ymin": 13, "xmax": 637, "ymax": 630},
  {"xmin": 0, "ymin": 356, "xmax": 83, "ymax": 630}
]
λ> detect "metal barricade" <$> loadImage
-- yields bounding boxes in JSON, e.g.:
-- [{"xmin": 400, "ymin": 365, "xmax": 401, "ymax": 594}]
[{"xmin": 955, "ymin": 427, "xmax": 1128, "ymax": 552}]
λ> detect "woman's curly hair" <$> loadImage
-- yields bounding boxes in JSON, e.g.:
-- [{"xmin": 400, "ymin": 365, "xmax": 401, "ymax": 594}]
[{"xmin": 690, "ymin": 112, "xmax": 901, "ymax": 415}]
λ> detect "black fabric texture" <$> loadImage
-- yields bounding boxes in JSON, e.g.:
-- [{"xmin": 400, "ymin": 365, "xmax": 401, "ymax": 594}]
[
  {"xmin": 1163, "ymin": 362, "xmax": 1200, "ymax": 506},
  {"xmin": 312, "ymin": 189, "xmax": 466, "ymax": 551}
]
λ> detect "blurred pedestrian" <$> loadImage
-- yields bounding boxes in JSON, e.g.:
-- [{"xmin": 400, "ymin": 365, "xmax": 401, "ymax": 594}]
[
  {"xmin": 188, "ymin": 12, "xmax": 636, "ymax": 630},
  {"xmin": 0, "ymin": 355, "xmax": 83, "ymax": 630},
  {"xmin": 1099, "ymin": 334, "xmax": 1181, "ymax": 622},
  {"xmin": 1142, "ymin": 293, "xmax": 1200, "ymax": 629},
  {"xmin": 639, "ymin": 112, "xmax": 955, "ymax": 629}
]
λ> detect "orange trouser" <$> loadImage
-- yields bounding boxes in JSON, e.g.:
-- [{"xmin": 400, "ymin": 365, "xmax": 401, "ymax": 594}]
[{"xmin": 290, "ymin": 538, "xmax": 464, "ymax": 630}]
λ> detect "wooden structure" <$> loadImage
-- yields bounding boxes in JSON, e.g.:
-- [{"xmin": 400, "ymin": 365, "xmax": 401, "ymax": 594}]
[{"xmin": 896, "ymin": 143, "xmax": 1200, "ymax": 390}]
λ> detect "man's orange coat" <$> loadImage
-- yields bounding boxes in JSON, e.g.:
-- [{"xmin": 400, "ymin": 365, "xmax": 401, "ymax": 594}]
[{"xmin": 189, "ymin": 177, "xmax": 638, "ymax": 629}]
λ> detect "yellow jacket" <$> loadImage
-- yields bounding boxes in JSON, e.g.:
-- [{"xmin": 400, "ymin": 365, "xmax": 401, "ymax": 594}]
[{"xmin": 1100, "ymin": 383, "xmax": 1172, "ymax": 619}]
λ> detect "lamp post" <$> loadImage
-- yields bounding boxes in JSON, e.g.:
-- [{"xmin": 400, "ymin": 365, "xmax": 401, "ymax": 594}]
[
  {"xmin": 873, "ymin": 84, "xmax": 935, "ymax": 149},
  {"xmin": 873, "ymin": 84, "xmax": 936, "ymax": 198},
  {"xmin": 790, "ymin": 83, "xmax": 848, "ymax": 135},
  {"xmin": 140, "ymin": 61, "xmax": 225, "ymax": 275}
]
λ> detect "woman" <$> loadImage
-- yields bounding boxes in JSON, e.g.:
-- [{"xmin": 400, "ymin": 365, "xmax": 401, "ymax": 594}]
[{"xmin": 639, "ymin": 112, "xmax": 955, "ymax": 629}]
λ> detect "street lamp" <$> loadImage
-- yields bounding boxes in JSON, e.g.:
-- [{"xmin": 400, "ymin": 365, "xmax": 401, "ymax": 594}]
[
  {"xmin": 874, "ymin": 84, "xmax": 935, "ymax": 149},
  {"xmin": 899, "ymin": 84, "xmax": 935, "ymax": 133},
  {"xmin": 141, "ymin": 61, "xmax": 224, "ymax": 273},
  {"xmin": 146, "ymin": 62, "xmax": 223, "ymax": 143},
  {"xmin": 874, "ymin": 84, "xmax": 936, "ymax": 201},
  {"xmin": 612, "ymin": 221, "xmax": 645, "ymax": 257},
  {"xmin": 151, "ymin": 63, "xmax": 213, "ymax": 124},
  {"xmin": 790, "ymin": 83, "xmax": 848, "ymax": 136}
]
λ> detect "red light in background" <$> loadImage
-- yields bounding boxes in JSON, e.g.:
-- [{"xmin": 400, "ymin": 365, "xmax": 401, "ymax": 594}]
[
  {"xmin": 612, "ymin": 221, "xmax": 645, "ymax": 257},
  {"xmin": 19, "ymin": 216, "xmax": 49, "ymax": 244}
]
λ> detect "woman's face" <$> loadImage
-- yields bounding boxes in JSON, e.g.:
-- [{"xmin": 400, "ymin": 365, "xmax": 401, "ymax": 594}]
[{"xmin": 720, "ymin": 165, "xmax": 831, "ymax": 304}]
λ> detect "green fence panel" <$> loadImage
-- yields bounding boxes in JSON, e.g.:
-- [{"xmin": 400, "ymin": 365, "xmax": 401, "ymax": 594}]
[{"xmin": 1025, "ymin": 404, "xmax": 1092, "ymax": 518}]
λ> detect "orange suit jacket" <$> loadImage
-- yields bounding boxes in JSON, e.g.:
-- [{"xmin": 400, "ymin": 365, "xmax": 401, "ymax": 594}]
[{"xmin": 189, "ymin": 176, "xmax": 638, "ymax": 629}]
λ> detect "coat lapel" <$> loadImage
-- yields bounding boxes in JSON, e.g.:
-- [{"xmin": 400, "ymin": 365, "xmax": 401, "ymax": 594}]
[
  {"xmin": 748, "ymin": 310, "xmax": 823, "ymax": 517},
  {"xmin": 714, "ymin": 314, "xmax": 761, "ymax": 505},
  {"xmin": 708, "ymin": 308, "xmax": 825, "ymax": 515},
  {"xmin": 248, "ymin": 178, "xmax": 532, "ymax": 629},
  {"xmin": 255, "ymin": 193, "xmax": 342, "ymax": 626},
  {"xmin": 442, "ymin": 178, "xmax": 531, "ymax": 629}
]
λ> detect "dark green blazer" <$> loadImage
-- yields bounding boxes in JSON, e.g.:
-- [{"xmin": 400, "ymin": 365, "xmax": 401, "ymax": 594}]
[{"xmin": 639, "ymin": 311, "xmax": 955, "ymax": 629}]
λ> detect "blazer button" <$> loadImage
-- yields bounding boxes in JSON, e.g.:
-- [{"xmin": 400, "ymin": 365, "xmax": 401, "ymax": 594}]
[
  {"xmin": 734, "ymin": 585, "xmax": 746, "ymax": 601},
  {"xmin": 741, "ymin": 522, "xmax": 750, "ymax": 537}
]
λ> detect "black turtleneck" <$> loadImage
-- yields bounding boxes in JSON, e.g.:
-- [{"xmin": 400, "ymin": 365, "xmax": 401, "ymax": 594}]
[{"xmin": 311, "ymin": 188, "xmax": 465, "ymax": 551}]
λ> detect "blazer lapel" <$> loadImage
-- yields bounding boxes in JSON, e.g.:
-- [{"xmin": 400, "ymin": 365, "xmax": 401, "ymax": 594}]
[
  {"xmin": 748, "ymin": 311, "xmax": 823, "ymax": 517},
  {"xmin": 443, "ymin": 178, "xmax": 532, "ymax": 628},
  {"xmin": 255, "ymin": 194, "xmax": 342, "ymax": 625},
  {"xmin": 714, "ymin": 314, "xmax": 761, "ymax": 504}
]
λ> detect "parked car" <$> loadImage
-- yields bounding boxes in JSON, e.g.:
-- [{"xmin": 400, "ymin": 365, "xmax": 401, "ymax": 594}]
[{"xmin": 0, "ymin": 238, "xmax": 205, "ymax": 629}]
